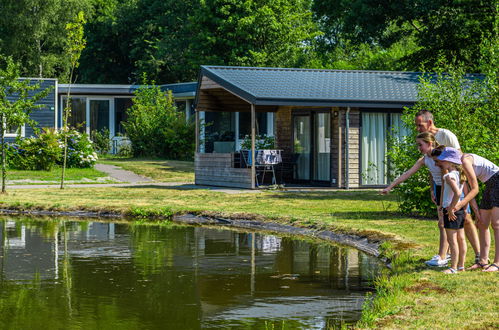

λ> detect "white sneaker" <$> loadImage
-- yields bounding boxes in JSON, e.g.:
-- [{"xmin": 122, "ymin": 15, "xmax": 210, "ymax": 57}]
[{"xmin": 425, "ymin": 255, "xmax": 448, "ymax": 267}]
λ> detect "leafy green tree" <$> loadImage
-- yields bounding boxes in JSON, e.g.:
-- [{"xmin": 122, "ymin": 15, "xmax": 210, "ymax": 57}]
[
  {"xmin": 123, "ymin": 76, "xmax": 195, "ymax": 159},
  {"xmin": 186, "ymin": 0, "xmax": 320, "ymax": 74},
  {"xmin": 0, "ymin": 0, "xmax": 93, "ymax": 80},
  {"xmin": 388, "ymin": 62, "xmax": 498, "ymax": 217},
  {"xmin": 78, "ymin": 0, "xmax": 196, "ymax": 84},
  {"xmin": 0, "ymin": 57, "xmax": 52, "ymax": 193},
  {"xmin": 60, "ymin": 11, "xmax": 87, "ymax": 189},
  {"xmin": 312, "ymin": 0, "xmax": 496, "ymax": 72}
]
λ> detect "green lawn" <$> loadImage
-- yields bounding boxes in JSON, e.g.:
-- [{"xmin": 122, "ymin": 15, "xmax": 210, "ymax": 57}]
[
  {"xmin": 6, "ymin": 167, "xmax": 115, "ymax": 184},
  {"xmin": 0, "ymin": 159, "xmax": 497, "ymax": 329},
  {"xmin": 97, "ymin": 157, "xmax": 194, "ymax": 182}
]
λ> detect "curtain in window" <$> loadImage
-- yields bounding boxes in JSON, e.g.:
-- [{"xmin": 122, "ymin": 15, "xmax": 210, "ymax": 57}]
[
  {"xmin": 361, "ymin": 113, "xmax": 388, "ymax": 185},
  {"xmin": 390, "ymin": 113, "xmax": 410, "ymax": 142}
]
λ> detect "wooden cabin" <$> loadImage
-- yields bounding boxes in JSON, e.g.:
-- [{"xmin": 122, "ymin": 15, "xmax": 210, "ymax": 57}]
[{"xmin": 193, "ymin": 66, "xmax": 419, "ymax": 189}]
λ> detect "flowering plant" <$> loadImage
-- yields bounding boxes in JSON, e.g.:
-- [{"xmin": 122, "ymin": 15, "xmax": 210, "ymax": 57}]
[{"xmin": 58, "ymin": 129, "xmax": 98, "ymax": 168}]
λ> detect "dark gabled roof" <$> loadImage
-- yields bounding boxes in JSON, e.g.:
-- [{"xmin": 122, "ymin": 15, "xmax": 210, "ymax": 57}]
[{"xmin": 199, "ymin": 66, "xmax": 425, "ymax": 108}]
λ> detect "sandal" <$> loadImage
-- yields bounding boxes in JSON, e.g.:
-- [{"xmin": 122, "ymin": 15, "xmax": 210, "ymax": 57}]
[
  {"xmin": 482, "ymin": 263, "xmax": 499, "ymax": 272},
  {"xmin": 467, "ymin": 262, "xmax": 488, "ymax": 270},
  {"xmin": 442, "ymin": 268, "xmax": 457, "ymax": 274},
  {"xmin": 457, "ymin": 267, "xmax": 465, "ymax": 272}
]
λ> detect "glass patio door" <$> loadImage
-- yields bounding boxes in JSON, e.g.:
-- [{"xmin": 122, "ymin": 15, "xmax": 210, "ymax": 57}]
[
  {"xmin": 89, "ymin": 99, "xmax": 111, "ymax": 134},
  {"xmin": 293, "ymin": 115, "xmax": 311, "ymax": 181},
  {"xmin": 312, "ymin": 112, "xmax": 330, "ymax": 182}
]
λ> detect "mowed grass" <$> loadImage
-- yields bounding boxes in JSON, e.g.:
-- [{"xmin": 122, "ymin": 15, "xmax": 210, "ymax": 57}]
[
  {"xmin": 0, "ymin": 159, "xmax": 497, "ymax": 329},
  {"xmin": 6, "ymin": 167, "xmax": 112, "ymax": 183},
  {"xmin": 98, "ymin": 157, "xmax": 194, "ymax": 182}
]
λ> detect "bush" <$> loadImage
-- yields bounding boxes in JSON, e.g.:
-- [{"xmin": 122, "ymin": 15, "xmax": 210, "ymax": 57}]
[
  {"xmin": 59, "ymin": 129, "xmax": 98, "ymax": 168},
  {"xmin": 7, "ymin": 128, "xmax": 98, "ymax": 170},
  {"xmin": 9, "ymin": 129, "xmax": 61, "ymax": 171},
  {"xmin": 122, "ymin": 76, "xmax": 195, "ymax": 160},
  {"xmin": 91, "ymin": 128, "xmax": 111, "ymax": 154},
  {"xmin": 389, "ymin": 65, "xmax": 498, "ymax": 217}
]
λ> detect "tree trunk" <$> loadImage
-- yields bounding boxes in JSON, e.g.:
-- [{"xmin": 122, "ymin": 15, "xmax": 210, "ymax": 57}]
[{"xmin": 1, "ymin": 114, "xmax": 6, "ymax": 194}]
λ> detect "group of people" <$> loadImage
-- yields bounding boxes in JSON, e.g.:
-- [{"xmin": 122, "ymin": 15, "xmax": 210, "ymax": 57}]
[{"xmin": 381, "ymin": 110, "xmax": 498, "ymax": 274}]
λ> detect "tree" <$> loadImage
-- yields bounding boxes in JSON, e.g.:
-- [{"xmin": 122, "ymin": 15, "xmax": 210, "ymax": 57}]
[
  {"xmin": 186, "ymin": 0, "xmax": 320, "ymax": 74},
  {"xmin": 312, "ymin": 0, "xmax": 497, "ymax": 72},
  {"xmin": 60, "ymin": 11, "xmax": 87, "ymax": 189},
  {"xmin": 122, "ymin": 76, "xmax": 195, "ymax": 159},
  {"xmin": 0, "ymin": 57, "xmax": 52, "ymax": 193},
  {"xmin": 0, "ymin": 0, "xmax": 93, "ymax": 80},
  {"xmin": 388, "ymin": 61, "xmax": 498, "ymax": 217},
  {"xmin": 77, "ymin": 0, "xmax": 321, "ymax": 83}
]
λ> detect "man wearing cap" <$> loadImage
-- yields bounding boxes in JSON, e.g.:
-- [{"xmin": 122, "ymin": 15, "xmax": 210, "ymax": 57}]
[{"xmin": 414, "ymin": 110, "xmax": 480, "ymax": 266}]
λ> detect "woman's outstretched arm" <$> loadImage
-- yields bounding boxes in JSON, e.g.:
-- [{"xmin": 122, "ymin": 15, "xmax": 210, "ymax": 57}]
[{"xmin": 380, "ymin": 157, "xmax": 425, "ymax": 194}]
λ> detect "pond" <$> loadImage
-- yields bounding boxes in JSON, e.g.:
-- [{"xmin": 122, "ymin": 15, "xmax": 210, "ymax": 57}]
[{"xmin": 0, "ymin": 217, "xmax": 382, "ymax": 329}]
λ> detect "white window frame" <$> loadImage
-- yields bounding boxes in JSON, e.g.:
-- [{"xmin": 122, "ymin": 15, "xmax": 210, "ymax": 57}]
[
  {"xmin": 60, "ymin": 95, "xmax": 114, "ymax": 139},
  {"xmin": 3, "ymin": 121, "xmax": 25, "ymax": 138}
]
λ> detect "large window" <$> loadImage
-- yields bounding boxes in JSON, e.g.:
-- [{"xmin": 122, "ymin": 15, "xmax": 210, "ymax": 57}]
[
  {"xmin": 63, "ymin": 97, "xmax": 86, "ymax": 132},
  {"xmin": 115, "ymin": 98, "xmax": 132, "ymax": 135},
  {"xmin": 238, "ymin": 112, "xmax": 268, "ymax": 139},
  {"xmin": 361, "ymin": 112, "xmax": 409, "ymax": 185},
  {"xmin": 90, "ymin": 100, "xmax": 110, "ymax": 132}
]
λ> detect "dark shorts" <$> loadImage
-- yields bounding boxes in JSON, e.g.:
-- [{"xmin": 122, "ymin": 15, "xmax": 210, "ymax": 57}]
[
  {"xmin": 433, "ymin": 183, "xmax": 442, "ymax": 206},
  {"xmin": 443, "ymin": 209, "xmax": 465, "ymax": 229},
  {"xmin": 480, "ymin": 172, "xmax": 499, "ymax": 210}
]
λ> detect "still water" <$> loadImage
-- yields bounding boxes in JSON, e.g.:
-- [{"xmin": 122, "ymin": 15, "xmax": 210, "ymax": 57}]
[{"xmin": 0, "ymin": 218, "xmax": 381, "ymax": 329}]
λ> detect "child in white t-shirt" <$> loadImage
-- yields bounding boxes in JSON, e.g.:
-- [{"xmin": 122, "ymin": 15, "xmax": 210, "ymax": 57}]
[{"xmin": 433, "ymin": 147, "xmax": 467, "ymax": 274}]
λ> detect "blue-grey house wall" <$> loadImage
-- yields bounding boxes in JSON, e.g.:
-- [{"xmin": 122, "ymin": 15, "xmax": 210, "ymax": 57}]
[{"xmin": 6, "ymin": 78, "xmax": 57, "ymax": 141}]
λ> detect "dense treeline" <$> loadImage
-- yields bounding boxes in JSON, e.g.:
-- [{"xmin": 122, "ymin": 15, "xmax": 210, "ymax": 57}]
[{"xmin": 0, "ymin": 0, "xmax": 496, "ymax": 83}]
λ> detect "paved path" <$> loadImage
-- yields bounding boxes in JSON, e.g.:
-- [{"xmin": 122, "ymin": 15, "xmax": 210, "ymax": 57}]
[{"xmin": 94, "ymin": 164, "xmax": 153, "ymax": 183}]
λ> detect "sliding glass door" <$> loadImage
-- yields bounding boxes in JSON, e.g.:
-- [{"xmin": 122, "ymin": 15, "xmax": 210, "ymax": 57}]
[
  {"xmin": 293, "ymin": 115, "xmax": 311, "ymax": 181},
  {"xmin": 293, "ymin": 112, "xmax": 331, "ymax": 183},
  {"xmin": 313, "ymin": 112, "xmax": 331, "ymax": 182},
  {"xmin": 90, "ymin": 99, "xmax": 110, "ymax": 133}
]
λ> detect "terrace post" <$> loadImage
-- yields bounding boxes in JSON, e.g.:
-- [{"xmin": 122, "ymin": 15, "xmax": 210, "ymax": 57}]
[
  {"xmin": 195, "ymin": 110, "xmax": 199, "ymax": 153},
  {"xmin": 251, "ymin": 104, "xmax": 256, "ymax": 189}
]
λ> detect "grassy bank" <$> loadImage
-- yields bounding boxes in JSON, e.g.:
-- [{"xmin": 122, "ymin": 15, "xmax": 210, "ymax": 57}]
[
  {"xmin": 6, "ymin": 167, "xmax": 114, "ymax": 184},
  {"xmin": 0, "ymin": 160, "xmax": 497, "ymax": 328},
  {"xmin": 97, "ymin": 157, "xmax": 194, "ymax": 182}
]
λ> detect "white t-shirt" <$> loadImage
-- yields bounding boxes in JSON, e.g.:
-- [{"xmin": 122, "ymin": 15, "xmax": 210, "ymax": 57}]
[
  {"xmin": 469, "ymin": 154, "xmax": 499, "ymax": 183},
  {"xmin": 435, "ymin": 128, "xmax": 460, "ymax": 149},
  {"xmin": 442, "ymin": 170, "xmax": 463, "ymax": 208},
  {"xmin": 424, "ymin": 155, "xmax": 442, "ymax": 185}
]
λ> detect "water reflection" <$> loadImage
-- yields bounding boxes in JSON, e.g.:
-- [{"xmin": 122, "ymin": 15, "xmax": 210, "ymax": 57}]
[{"xmin": 0, "ymin": 218, "xmax": 381, "ymax": 329}]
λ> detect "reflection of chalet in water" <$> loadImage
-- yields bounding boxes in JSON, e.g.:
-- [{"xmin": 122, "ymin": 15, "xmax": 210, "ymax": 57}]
[
  {"xmin": 0, "ymin": 221, "xmax": 119, "ymax": 280},
  {"xmin": 1, "ymin": 220, "xmax": 380, "ymax": 327}
]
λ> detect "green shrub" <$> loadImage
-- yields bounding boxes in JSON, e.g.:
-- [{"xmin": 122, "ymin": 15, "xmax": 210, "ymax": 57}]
[
  {"xmin": 59, "ymin": 129, "xmax": 98, "ymax": 168},
  {"xmin": 122, "ymin": 76, "xmax": 195, "ymax": 160},
  {"xmin": 90, "ymin": 128, "xmax": 111, "ymax": 154},
  {"xmin": 389, "ymin": 65, "xmax": 498, "ymax": 217},
  {"xmin": 7, "ymin": 128, "xmax": 98, "ymax": 170},
  {"xmin": 9, "ymin": 129, "xmax": 61, "ymax": 171}
]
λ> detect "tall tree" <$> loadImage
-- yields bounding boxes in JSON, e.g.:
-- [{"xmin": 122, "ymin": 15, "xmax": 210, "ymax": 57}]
[
  {"xmin": 0, "ymin": 57, "xmax": 51, "ymax": 193},
  {"xmin": 0, "ymin": 0, "xmax": 93, "ymax": 80},
  {"xmin": 78, "ymin": 0, "xmax": 321, "ymax": 83},
  {"xmin": 312, "ymin": 0, "xmax": 497, "ymax": 72},
  {"xmin": 186, "ymin": 0, "xmax": 320, "ymax": 74},
  {"xmin": 60, "ymin": 12, "xmax": 87, "ymax": 189}
]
